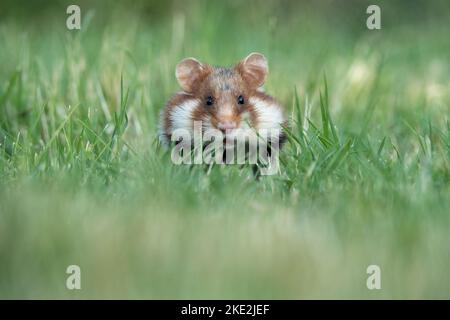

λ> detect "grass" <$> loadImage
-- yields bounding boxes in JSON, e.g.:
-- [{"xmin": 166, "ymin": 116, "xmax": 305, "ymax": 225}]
[{"xmin": 0, "ymin": 0, "xmax": 449, "ymax": 299}]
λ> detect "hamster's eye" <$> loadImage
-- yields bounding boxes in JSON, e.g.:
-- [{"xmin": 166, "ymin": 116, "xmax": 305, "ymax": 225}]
[
  {"xmin": 237, "ymin": 95, "xmax": 245, "ymax": 105},
  {"xmin": 206, "ymin": 96, "xmax": 214, "ymax": 106}
]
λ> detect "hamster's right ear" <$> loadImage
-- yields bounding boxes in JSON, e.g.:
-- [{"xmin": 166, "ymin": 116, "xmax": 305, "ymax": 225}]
[{"xmin": 175, "ymin": 58, "xmax": 210, "ymax": 92}]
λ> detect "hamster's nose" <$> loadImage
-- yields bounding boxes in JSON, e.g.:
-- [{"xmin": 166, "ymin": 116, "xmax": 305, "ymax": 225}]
[{"xmin": 217, "ymin": 120, "xmax": 237, "ymax": 132}]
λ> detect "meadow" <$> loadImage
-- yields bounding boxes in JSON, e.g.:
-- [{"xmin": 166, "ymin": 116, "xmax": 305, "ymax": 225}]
[{"xmin": 0, "ymin": 0, "xmax": 449, "ymax": 298}]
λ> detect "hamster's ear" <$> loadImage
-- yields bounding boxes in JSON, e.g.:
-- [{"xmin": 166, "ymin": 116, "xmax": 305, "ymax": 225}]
[
  {"xmin": 176, "ymin": 58, "xmax": 210, "ymax": 92},
  {"xmin": 236, "ymin": 52, "xmax": 268, "ymax": 88}
]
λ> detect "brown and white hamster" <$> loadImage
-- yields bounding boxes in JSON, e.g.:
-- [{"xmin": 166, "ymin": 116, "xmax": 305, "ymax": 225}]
[{"xmin": 158, "ymin": 52, "xmax": 286, "ymax": 150}]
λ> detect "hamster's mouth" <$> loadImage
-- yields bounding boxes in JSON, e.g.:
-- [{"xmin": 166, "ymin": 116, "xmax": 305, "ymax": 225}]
[
  {"xmin": 220, "ymin": 129, "xmax": 255, "ymax": 147},
  {"xmin": 223, "ymin": 136, "xmax": 236, "ymax": 147}
]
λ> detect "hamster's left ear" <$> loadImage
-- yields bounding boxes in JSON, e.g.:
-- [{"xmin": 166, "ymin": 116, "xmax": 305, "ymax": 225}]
[
  {"xmin": 176, "ymin": 57, "xmax": 211, "ymax": 92},
  {"xmin": 236, "ymin": 52, "xmax": 268, "ymax": 89}
]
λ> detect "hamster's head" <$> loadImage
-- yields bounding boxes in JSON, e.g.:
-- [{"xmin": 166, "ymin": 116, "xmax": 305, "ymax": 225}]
[{"xmin": 175, "ymin": 53, "xmax": 283, "ymax": 134}]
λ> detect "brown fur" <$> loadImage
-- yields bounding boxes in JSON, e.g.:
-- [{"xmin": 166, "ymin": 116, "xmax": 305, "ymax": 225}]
[{"xmin": 159, "ymin": 53, "xmax": 286, "ymax": 144}]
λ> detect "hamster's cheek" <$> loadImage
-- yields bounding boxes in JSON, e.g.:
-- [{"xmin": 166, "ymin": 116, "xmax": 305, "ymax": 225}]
[
  {"xmin": 248, "ymin": 96, "xmax": 284, "ymax": 130},
  {"xmin": 189, "ymin": 104, "xmax": 213, "ymax": 131},
  {"xmin": 169, "ymin": 98, "xmax": 201, "ymax": 133},
  {"xmin": 239, "ymin": 111, "xmax": 253, "ymax": 129}
]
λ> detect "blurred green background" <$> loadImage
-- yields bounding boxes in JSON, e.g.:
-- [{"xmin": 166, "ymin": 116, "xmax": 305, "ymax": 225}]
[{"xmin": 0, "ymin": 0, "xmax": 449, "ymax": 298}]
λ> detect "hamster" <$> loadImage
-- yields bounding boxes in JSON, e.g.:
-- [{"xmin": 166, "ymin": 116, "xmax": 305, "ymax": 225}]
[{"xmin": 158, "ymin": 52, "xmax": 287, "ymax": 165}]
